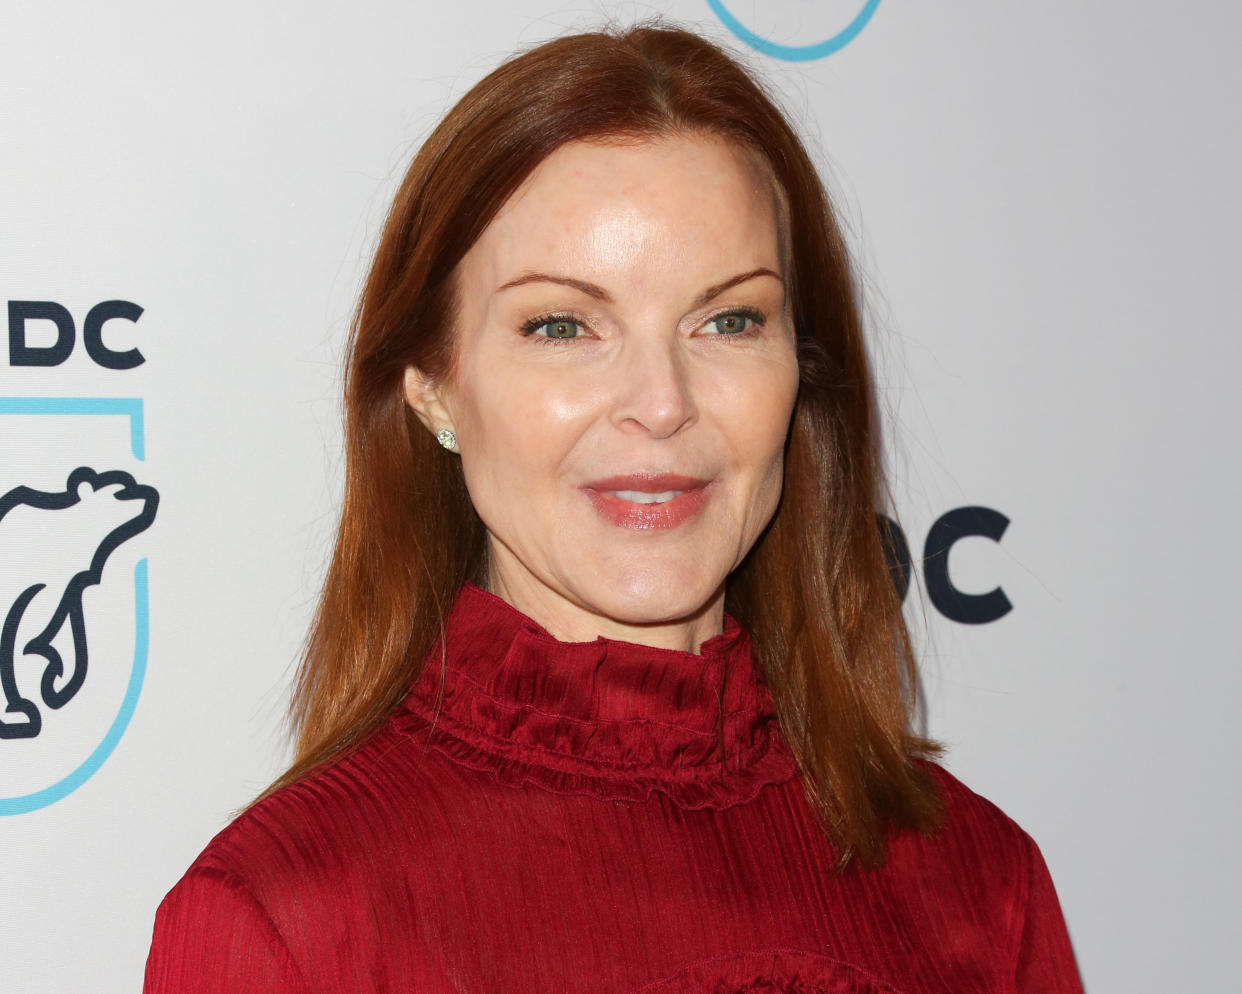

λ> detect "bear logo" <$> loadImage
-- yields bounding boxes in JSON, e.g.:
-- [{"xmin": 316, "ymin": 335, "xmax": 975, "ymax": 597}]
[{"xmin": 0, "ymin": 467, "xmax": 158, "ymax": 739}]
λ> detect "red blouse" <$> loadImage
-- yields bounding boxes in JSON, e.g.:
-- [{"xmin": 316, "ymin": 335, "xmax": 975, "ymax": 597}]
[{"xmin": 145, "ymin": 582, "xmax": 1084, "ymax": 993}]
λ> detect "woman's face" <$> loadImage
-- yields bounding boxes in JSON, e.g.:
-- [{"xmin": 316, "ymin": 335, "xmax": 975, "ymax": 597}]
[{"xmin": 405, "ymin": 134, "xmax": 800, "ymax": 650}]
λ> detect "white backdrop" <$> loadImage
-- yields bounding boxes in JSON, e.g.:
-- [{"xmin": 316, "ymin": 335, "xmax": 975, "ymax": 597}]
[{"xmin": 3, "ymin": 2, "xmax": 1238, "ymax": 991}]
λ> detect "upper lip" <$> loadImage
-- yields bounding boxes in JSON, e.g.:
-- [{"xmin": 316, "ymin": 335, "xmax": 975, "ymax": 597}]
[{"xmin": 582, "ymin": 473, "xmax": 711, "ymax": 493}]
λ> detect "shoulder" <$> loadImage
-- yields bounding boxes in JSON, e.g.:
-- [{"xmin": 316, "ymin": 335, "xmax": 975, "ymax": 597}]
[
  {"xmin": 922, "ymin": 760, "xmax": 1039, "ymax": 858},
  {"xmin": 165, "ymin": 717, "xmax": 442, "ymax": 923},
  {"xmin": 147, "ymin": 719, "xmax": 446, "ymax": 989},
  {"xmin": 146, "ymin": 707, "xmax": 508, "ymax": 989},
  {"xmin": 882, "ymin": 763, "xmax": 1079, "ymax": 973},
  {"xmin": 145, "ymin": 860, "xmax": 311, "ymax": 993},
  {"xmin": 911, "ymin": 763, "xmax": 1085, "ymax": 991},
  {"xmin": 888, "ymin": 763, "xmax": 1044, "ymax": 926}
]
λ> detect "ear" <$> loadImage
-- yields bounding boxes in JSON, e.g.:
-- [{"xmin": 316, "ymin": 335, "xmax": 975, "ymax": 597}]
[{"xmin": 402, "ymin": 365, "xmax": 455, "ymax": 438}]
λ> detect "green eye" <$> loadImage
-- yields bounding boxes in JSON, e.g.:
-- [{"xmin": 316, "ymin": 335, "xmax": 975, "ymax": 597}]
[
  {"xmin": 540, "ymin": 318, "xmax": 582, "ymax": 339},
  {"xmin": 710, "ymin": 313, "xmax": 753, "ymax": 335}
]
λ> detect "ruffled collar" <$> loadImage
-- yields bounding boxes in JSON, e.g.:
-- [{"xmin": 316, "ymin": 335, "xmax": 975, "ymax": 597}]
[{"xmin": 395, "ymin": 582, "xmax": 797, "ymax": 809}]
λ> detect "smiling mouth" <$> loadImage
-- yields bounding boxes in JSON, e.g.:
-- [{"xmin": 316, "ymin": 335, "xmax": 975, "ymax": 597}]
[{"xmin": 582, "ymin": 474, "xmax": 712, "ymax": 530}]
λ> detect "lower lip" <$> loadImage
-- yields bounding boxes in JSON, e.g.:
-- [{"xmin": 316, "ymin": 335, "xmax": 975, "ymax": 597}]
[{"xmin": 583, "ymin": 486, "xmax": 710, "ymax": 530}]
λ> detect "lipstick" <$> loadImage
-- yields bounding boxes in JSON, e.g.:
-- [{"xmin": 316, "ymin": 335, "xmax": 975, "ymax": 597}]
[{"xmin": 581, "ymin": 473, "xmax": 712, "ymax": 530}]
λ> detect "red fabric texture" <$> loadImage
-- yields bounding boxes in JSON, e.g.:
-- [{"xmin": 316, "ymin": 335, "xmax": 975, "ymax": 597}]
[{"xmin": 145, "ymin": 582, "xmax": 1084, "ymax": 993}]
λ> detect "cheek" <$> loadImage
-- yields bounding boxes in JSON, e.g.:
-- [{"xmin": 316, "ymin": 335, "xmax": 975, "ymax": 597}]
[
  {"xmin": 747, "ymin": 420, "xmax": 792, "ymax": 520},
  {"xmin": 453, "ymin": 364, "xmax": 597, "ymax": 505},
  {"xmin": 717, "ymin": 360, "xmax": 799, "ymax": 481},
  {"xmin": 720, "ymin": 364, "xmax": 798, "ymax": 544}
]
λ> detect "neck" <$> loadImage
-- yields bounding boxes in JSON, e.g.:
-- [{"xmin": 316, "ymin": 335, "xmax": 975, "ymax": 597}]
[{"xmin": 485, "ymin": 561, "xmax": 725, "ymax": 655}]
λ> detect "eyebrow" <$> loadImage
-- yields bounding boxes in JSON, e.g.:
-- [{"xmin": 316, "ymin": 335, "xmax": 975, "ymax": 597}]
[{"xmin": 494, "ymin": 268, "xmax": 783, "ymax": 308}]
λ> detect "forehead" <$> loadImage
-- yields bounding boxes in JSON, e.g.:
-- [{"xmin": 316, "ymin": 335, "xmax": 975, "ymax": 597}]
[{"xmin": 459, "ymin": 133, "xmax": 787, "ymax": 288}]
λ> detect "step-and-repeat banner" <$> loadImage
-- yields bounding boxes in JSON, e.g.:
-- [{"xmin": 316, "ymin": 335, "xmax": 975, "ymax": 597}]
[{"xmin": 4, "ymin": 2, "xmax": 1237, "ymax": 990}]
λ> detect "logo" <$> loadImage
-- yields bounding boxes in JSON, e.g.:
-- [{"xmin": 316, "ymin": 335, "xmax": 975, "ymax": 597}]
[
  {"xmin": 880, "ymin": 507, "xmax": 1013, "ymax": 625},
  {"xmin": 2, "ymin": 301, "xmax": 157, "ymax": 815},
  {"xmin": 706, "ymin": 0, "xmax": 881, "ymax": 62},
  {"xmin": 1, "ymin": 467, "xmax": 157, "ymax": 740}
]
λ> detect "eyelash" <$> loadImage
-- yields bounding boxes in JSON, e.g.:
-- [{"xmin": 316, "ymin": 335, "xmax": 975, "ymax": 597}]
[{"xmin": 518, "ymin": 307, "xmax": 767, "ymax": 344}]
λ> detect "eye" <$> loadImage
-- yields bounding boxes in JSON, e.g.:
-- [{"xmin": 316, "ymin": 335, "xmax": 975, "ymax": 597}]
[
  {"xmin": 524, "ymin": 316, "xmax": 584, "ymax": 340},
  {"xmin": 704, "ymin": 309, "xmax": 763, "ymax": 335}
]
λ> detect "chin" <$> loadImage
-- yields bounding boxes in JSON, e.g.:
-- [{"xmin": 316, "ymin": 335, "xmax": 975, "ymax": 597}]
[{"xmin": 584, "ymin": 561, "xmax": 723, "ymax": 627}]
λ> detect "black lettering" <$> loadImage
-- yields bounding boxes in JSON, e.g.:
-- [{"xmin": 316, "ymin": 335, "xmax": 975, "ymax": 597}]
[
  {"xmin": 8, "ymin": 301, "xmax": 74, "ymax": 367},
  {"xmin": 83, "ymin": 300, "xmax": 144, "ymax": 369},
  {"xmin": 923, "ymin": 506, "xmax": 1012, "ymax": 624}
]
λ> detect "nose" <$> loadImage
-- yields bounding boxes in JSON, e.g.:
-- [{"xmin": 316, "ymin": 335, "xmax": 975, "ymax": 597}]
[{"xmin": 610, "ymin": 336, "xmax": 697, "ymax": 439}]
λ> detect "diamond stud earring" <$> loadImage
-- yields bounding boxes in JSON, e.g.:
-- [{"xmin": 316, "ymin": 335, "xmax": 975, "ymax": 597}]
[{"xmin": 436, "ymin": 428, "xmax": 458, "ymax": 451}]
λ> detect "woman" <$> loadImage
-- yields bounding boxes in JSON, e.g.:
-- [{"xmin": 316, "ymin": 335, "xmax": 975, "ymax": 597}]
[{"xmin": 145, "ymin": 24, "xmax": 1083, "ymax": 993}]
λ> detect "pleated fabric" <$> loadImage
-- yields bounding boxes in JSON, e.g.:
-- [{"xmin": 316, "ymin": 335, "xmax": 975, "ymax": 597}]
[{"xmin": 144, "ymin": 583, "xmax": 1084, "ymax": 993}]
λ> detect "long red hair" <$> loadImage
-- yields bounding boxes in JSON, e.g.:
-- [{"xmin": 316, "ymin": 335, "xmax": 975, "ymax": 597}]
[{"xmin": 265, "ymin": 23, "xmax": 940, "ymax": 869}]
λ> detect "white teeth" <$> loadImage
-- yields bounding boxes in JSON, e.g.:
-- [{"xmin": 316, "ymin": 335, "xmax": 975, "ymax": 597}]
[{"xmin": 608, "ymin": 489, "xmax": 683, "ymax": 504}]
